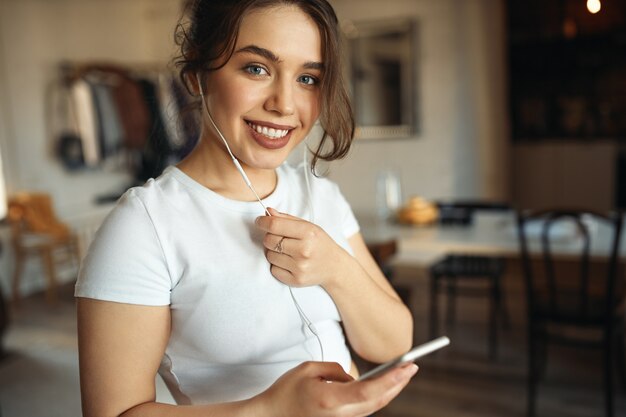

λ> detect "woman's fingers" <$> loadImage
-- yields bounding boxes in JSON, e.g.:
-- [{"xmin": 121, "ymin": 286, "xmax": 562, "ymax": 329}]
[
  {"xmin": 298, "ymin": 361, "xmax": 355, "ymax": 383},
  {"xmin": 268, "ymin": 263, "xmax": 297, "ymax": 285},
  {"xmin": 260, "ymin": 362, "xmax": 417, "ymax": 417},
  {"xmin": 255, "ymin": 210, "xmax": 311, "ymax": 240},
  {"xmin": 257, "ymin": 207, "xmax": 340, "ymax": 288},
  {"xmin": 335, "ymin": 364, "xmax": 418, "ymax": 415},
  {"xmin": 267, "ymin": 207, "xmax": 298, "ymax": 219},
  {"xmin": 263, "ymin": 233, "xmax": 291, "ymax": 254}
]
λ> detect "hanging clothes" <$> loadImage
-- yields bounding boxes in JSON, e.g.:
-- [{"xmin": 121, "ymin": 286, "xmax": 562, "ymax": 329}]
[
  {"xmin": 54, "ymin": 63, "xmax": 201, "ymax": 183},
  {"xmin": 90, "ymin": 82, "xmax": 124, "ymax": 159},
  {"xmin": 71, "ymin": 79, "xmax": 100, "ymax": 167},
  {"xmin": 47, "ymin": 70, "xmax": 85, "ymax": 171},
  {"xmin": 135, "ymin": 78, "xmax": 173, "ymax": 182},
  {"xmin": 106, "ymin": 70, "xmax": 151, "ymax": 151}
]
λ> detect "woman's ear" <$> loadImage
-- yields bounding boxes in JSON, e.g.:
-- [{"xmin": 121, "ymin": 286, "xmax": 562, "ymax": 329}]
[{"xmin": 186, "ymin": 72, "xmax": 202, "ymax": 96}]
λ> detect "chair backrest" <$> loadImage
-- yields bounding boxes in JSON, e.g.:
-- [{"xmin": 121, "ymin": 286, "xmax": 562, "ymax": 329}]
[
  {"xmin": 436, "ymin": 200, "xmax": 511, "ymax": 225},
  {"xmin": 516, "ymin": 209, "xmax": 624, "ymax": 323},
  {"xmin": 7, "ymin": 193, "xmax": 69, "ymax": 240}
]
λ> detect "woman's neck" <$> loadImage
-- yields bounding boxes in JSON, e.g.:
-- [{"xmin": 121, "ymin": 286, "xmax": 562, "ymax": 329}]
[{"xmin": 176, "ymin": 136, "xmax": 278, "ymax": 202}]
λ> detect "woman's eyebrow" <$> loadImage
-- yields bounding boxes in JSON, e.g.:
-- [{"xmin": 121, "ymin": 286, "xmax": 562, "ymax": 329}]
[
  {"xmin": 236, "ymin": 45, "xmax": 280, "ymax": 62},
  {"xmin": 235, "ymin": 44, "xmax": 324, "ymax": 71},
  {"xmin": 303, "ymin": 61, "xmax": 324, "ymax": 71}
]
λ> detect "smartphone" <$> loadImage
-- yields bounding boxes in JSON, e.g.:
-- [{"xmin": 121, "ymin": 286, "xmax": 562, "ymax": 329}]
[{"xmin": 358, "ymin": 336, "xmax": 450, "ymax": 381}]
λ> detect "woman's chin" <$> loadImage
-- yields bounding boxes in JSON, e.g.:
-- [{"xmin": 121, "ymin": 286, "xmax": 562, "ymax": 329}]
[{"xmin": 244, "ymin": 153, "xmax": 291, "ymax": 171}]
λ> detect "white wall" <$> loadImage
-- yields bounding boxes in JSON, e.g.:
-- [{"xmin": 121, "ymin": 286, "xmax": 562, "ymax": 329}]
[
  {"xmin": 0, "ymin": 0, "xmax": 185, "ymax": 295},
  {"xmin": 328, "ymin": 0, "xmax": 509, "ymax": 217},
  {"xmin": 0, "ymin": 0, "xmax": 183, "ymax": 218}
]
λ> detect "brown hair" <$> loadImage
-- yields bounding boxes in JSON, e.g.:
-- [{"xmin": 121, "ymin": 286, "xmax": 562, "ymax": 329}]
[{"xmin": 174, "ymin": 0, "xmax": 355, "ymax": 173}]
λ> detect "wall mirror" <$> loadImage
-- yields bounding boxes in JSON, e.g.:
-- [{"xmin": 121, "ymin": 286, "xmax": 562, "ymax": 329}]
[{"xmin": 342, "ymin": 18, "xmax": 419, "ymax": 140}]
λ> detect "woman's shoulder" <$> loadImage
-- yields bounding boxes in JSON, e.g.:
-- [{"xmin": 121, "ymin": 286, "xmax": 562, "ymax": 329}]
[
  {"xmin": 116, "ymin": 166, "xmax": 186, "ymax": 213},
  {"xmin": 92, "ymin": 168, "xmax": 187, "ymax": 237},
  {"xmin": 90, "ymin": 167, "xmax": 189, "ymax": 245}
]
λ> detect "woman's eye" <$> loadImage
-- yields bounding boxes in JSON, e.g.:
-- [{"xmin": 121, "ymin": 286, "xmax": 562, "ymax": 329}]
[
  {"xmin": 244, "ymin": 65, "xmax": 268, "ymax": 76},
  {"xmin": 298, "ymin": 75, "xmax": 318, "ymax": 86}
]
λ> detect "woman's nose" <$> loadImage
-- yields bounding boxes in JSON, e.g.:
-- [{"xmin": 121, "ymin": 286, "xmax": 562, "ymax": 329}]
[{"xmin": 264, "ymin": 79, "xmax": 295, "ymax": 116}]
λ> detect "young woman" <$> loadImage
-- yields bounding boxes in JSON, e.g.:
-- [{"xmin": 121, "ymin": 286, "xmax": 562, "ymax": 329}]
[{"xmin": 76, "ymin": 1, "xmax": 415, "ymax": 416}]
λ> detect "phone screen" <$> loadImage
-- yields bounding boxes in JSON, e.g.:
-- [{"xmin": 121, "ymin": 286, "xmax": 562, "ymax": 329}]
[{"xmin": 358, "ymin": 336, "xmax": 450, "ymax": 381}]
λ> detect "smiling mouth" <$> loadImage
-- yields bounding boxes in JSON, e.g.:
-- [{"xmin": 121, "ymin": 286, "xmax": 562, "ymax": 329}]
[{"xmin": 246, "ymin": 121, "xmax": 292, "ymax": 139}]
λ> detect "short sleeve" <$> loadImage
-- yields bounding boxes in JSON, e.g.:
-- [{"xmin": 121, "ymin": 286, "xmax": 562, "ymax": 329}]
[{"xmin": 74, "ymin": 189, "xmax": 172, "ymax": 306}]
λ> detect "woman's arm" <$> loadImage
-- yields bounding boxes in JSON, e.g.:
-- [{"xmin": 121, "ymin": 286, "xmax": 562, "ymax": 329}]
[
  {"xmin": 78, "ymin": 298, "xmax": 166, "ymax": 416},
  {"xmin": 258, "ymin": 208, "xmax": 413, "ymax": 363},
  {"xmin": 330, "ymin": 232, "xmax": 413, "ymax": 362},
  {"xmin": 77, "ymin": 298, "xmax": 260, "ymax": 417},
  {"xmin": 77, "ymin": 297, "xmax": 414, "ymax": 417}
]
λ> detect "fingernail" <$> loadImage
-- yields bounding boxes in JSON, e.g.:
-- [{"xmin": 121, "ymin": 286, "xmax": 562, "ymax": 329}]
[
  {"xmin": 255, "ymin": 216, "xmax": 261, "ymax": 225},
  {"xmin": 395, "ymin": 364, "xmax": 417, "ymax": 382}
]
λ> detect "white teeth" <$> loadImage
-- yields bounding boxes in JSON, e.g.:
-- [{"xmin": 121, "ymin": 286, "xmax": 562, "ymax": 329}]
[{"xmin": 247, "ymin": 122, "xmax": 289, "ymax": 139}]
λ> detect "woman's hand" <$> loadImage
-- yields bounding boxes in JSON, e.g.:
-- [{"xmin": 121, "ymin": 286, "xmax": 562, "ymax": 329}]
[
  {"xmin": 255, "ymin": 361, "xmax": 418, "ymax": 417},
  {"xmin": 256, "ymin": 207, "xmax": 350, "ymax": 289},
  {"xmin": 256, "ymin": 208, "xmax": 414, "ymax": 363}
]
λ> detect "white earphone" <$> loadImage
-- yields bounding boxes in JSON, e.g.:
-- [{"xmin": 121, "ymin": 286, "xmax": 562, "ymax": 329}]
[
  {"xmin": 195, "ymin": 72, "xmax": 324, "ymax": 361},
  {"xmin": 196, "ymin": 73, "xmax": 270, "ymax": 215}
]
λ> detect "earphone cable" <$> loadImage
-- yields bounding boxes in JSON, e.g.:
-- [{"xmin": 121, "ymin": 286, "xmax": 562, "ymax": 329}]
[
  {"xmin": 302, "ymin": 143, "xmax": 315, "ymax": 224},
  {"xmin": 289, "ymin": 287, "xmax": 324, "ymax": 362},
  {"xmin": 201, "ymin": 90, "xmax": 270, "ymax": 215}
]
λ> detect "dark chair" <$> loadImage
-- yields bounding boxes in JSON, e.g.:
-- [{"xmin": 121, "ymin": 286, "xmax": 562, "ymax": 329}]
[
  {"xmin": 429, "ymin": 254, "xmax": 508, "ymax": 359},
  {"xmin": 517, "ymin": 209, "xmax": 625, "ymax": 417},
  {"xmin": 436, "ymin": 200, "xmax": 511, "ymax": 225},
  {"xmin": 428, "ymin": 201, "xmax": 511, "ymax": 359}
]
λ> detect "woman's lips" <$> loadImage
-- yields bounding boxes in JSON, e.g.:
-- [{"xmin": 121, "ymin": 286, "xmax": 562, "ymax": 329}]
[
  {"xmin": 245, "ymin": 121, "xmax": 293, "ymax": 150},
  {"xmin": 245, "ymin": 119, "xmax": 294, "ymax": 130}
]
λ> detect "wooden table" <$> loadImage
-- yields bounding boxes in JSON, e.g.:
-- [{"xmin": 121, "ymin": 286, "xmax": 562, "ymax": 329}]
[{"xmin": 360, "ymin": 211, "xmax": 626, "ymax": 282}]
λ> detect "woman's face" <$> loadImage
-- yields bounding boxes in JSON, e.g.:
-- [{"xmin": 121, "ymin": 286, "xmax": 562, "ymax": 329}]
[{"xmin": 202, "ymin": 5, "xmax": 323, "ymax": 170}]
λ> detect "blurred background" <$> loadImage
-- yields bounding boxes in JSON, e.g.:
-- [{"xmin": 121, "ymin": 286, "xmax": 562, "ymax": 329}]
[{"xmin": 0, "ymin": 0, "xmax": 625, "ymax": 416}]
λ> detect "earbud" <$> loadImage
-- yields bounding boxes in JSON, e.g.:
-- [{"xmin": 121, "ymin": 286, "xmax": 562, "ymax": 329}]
[{"xmin": 196, "ymin": 72, "xmax": 204, "ymax": 97}]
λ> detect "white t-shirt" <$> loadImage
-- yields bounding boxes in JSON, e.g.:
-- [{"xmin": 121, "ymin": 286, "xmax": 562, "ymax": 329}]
[{"xmin": 75, "ymin": 163, "xmax": 360, "ymax": 405}]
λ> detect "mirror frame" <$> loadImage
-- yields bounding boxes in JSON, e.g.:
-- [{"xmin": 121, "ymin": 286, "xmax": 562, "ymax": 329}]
[{"xmin": 342, "ymin": 18, "xmax": 419, "ymax": 140}]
